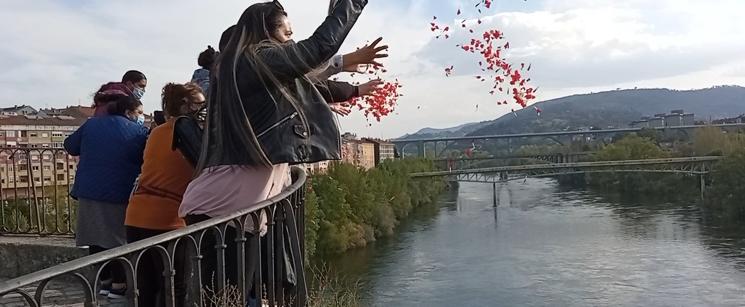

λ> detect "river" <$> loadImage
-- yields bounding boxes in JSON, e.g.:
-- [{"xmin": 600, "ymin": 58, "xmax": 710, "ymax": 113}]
[{"xmin": 328, "ymin": 178, "xmax": 745, "ymax": 306}]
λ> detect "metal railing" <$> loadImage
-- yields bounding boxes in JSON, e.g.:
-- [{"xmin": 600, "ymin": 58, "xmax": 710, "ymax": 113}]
[
  {"xmin": 0, "ymin": 147, "xmax": 77, "ymax": 235},
  {"xmin": 0, "ymin": 167, "xmax": 308, "ymax": 307}
]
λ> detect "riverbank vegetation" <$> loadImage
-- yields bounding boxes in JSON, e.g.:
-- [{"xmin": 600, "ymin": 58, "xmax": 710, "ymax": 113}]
[
  {"xmin": 567, "ymin": 127, "xmax": 745, "ymax": 218},
  {"xmin": 304, "ymin": 158, "xmax": 445, "ymax": 259}
]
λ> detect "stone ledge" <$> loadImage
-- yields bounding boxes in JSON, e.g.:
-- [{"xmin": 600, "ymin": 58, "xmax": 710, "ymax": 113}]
[{"xmin": 0, "ymin": 235, "xmax": 85, "ymax": 278}]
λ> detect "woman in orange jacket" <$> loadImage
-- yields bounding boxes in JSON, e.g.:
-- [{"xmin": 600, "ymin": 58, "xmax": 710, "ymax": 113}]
[{"xmin": 124, "ymin": 82, "xmax": 205, "ymax": 307}]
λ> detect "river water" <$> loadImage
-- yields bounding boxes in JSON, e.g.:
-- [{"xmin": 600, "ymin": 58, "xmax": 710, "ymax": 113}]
[{"xmin": 328, "ymin": 179, "xmax": 745, "ymax": 306}]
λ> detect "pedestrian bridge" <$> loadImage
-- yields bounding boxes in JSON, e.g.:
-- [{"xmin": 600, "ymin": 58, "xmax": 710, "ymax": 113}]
[{"xmin": 413, "ymin": 156, "xmax": 721, "ymax": 182}]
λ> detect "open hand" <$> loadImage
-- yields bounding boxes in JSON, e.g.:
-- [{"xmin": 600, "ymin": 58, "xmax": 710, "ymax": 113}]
[
  {"xmin": 358, "ymin": 79, "xmax": 383, "ymax": 96},
  {"xmin": 329, "ymin": 102, "xmax": 352, "ymax": 116},
  {"xmin": 343, "ymin": 37, "xmax": 388, "ymax": 70}
]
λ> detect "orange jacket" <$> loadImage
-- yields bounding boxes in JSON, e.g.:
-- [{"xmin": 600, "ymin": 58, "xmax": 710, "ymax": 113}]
[{"xmin": 125, "ymin": 119, "xmax": 193, "ymax": 230}]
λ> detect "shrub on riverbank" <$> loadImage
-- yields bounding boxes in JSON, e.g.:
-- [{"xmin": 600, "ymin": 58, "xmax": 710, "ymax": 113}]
[
  {"xmin": 708, "ymin": 149, "xmax": 745, "ymax": 218},
  {"xmin": 304, "ymin": 159, "xmax": 445, "ymax": 258}
]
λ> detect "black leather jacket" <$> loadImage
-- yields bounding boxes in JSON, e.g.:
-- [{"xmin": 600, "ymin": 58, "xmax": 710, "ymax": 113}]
[{"xmin": 202, "ymin": 0, "xmax": 367, "ymax": 168}]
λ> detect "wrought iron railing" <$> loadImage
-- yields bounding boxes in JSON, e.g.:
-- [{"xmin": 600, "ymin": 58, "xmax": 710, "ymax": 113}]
[
  {"xmin": 0, "ymin": 147, "xmax": 77, "ymax": 235},
  {"xmin": 0, "ymin": 167, "xmax": 308, "ymax": 307}
]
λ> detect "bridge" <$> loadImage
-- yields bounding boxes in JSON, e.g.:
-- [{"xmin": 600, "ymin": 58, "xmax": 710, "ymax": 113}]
[
  {"xmin": 414, "ymin": 156, "xmax": 722, "ymax": 202},
  {"xmin": 434, "ymin": 152, "xmax": 592, "ymax": 170},
  {"xmin": 394, "ymin": 123, "xmax": 745, "ymax": 158}
]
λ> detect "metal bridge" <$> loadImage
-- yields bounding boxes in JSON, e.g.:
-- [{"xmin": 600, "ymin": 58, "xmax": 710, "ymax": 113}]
[
  {"xmin": 415, "ymin": 156, "xmax": 722, "ymax": 201},
  {"xmin": 434, "ymin": 152, "xmax": 592, "ymax": 169},
  {"xmin": 394, "ymin": 123, "xmax": 745, "ymax": 157}
]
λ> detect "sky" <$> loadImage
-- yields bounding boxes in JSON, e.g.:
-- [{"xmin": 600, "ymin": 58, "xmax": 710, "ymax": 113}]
[{"xmin": 2, "ymin": 0, "xmax": 745, "ymax": 139}]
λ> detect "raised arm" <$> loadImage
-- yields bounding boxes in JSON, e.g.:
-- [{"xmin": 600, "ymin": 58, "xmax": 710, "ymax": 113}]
[{"xmin": 256, "ymin": 0, "xmax": 368, "ymax": 79}]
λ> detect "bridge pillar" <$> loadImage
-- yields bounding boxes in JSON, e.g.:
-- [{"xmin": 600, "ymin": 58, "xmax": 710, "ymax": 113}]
[
  {"xmin": 700, "ymin": 174, "xmax": 705, "ymax": 201},
  {"xmin": 417, "ymin": 141, "xmax": 425, "ymax": 157}
]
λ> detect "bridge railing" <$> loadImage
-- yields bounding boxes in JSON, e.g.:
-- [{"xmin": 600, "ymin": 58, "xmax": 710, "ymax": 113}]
[
  {"xmin": 413, "ymin": 156, "xmax": 723, "ymax": 178},
  {"xmin": 0, "ymin": 147, "xmax": 77, "ymax": 235},
  {"xmin": 0, "ymin": 167, "xmax": 308, "ymax": 307}
]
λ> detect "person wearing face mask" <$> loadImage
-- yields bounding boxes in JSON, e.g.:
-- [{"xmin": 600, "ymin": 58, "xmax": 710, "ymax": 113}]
[
  {"xmin": 64, "ymin": 87, "xmax": 148, "ymax": 300},
  {"xmin": 122, "ymin": 70, "xmax": 148, "ymax": 100},
  {"xmin": 124, "ymin": 82, "xmax": 205, "ymax": 307}
]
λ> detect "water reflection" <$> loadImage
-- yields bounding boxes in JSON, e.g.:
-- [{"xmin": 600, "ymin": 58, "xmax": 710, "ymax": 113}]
[{"xmin": 328, "ymin": 179, "xmax": 745, "ymax": 307}]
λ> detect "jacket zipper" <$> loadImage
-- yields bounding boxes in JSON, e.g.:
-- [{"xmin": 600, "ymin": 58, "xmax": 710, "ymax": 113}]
[{"xmin": 257, "ymin": 112, "xmax": 298, "ymax": 138}]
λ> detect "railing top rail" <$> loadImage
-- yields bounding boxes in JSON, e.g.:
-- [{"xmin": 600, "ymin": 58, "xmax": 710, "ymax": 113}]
[
  {"xmin": 392, "ymin": 123, "xmax": 745, "ymax": 144},
  {"xmin": 0, "ymin": 166, "xmax": 307, "ymax": 295},
  {"xmin": 412, "ymin": 156, "xmax": 722, "ymax": 177}
]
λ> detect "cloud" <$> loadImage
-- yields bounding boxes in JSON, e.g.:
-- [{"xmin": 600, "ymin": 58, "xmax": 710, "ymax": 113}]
[{"xmin": 1, "ymin": 0, "xmax": 744, "ymax": 139}]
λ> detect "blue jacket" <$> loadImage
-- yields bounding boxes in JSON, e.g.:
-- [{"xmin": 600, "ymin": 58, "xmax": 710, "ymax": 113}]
[{"xmin": 65, "ymin": 115, "xmax": 148, "ymax": 204}]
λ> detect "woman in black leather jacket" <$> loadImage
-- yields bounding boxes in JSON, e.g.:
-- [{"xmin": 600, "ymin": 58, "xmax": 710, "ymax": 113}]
[{"xmin": 178, "ymin": 0, "xmax": 370, "ymax": 302}]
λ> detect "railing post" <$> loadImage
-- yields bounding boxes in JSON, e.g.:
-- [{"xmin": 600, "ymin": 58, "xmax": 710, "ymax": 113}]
[{"xmin": 492, "ymin": 182, "xmax": 497, "ymax": 207}]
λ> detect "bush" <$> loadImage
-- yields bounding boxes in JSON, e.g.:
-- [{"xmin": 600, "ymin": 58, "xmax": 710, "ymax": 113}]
[{"xmin": 305, "ymin": 159, "xmax": 445, "ymax": 257}]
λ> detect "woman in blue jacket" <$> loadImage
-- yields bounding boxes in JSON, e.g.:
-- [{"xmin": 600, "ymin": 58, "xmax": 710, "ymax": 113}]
[{"xmin": 64, "ymin": 87, "xmax": 148, "ymax": 299}]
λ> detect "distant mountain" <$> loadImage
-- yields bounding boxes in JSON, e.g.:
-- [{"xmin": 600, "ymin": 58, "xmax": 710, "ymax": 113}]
[
  {"xmin": 398, "ymin": 86, "xmax": 745, "ymax": 140},
  {"xmin": 397, "ymin": 121, "xmax": 490, "ymax": 140}
]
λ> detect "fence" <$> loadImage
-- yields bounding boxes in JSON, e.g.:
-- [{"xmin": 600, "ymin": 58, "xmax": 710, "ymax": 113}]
[
  {"xmin": 0, "ymin": 147, "xmax": 77, "ymax": 235},
  {"xmin": 0, "ymin": 167, "xmax": 308, "ymax": 306}
]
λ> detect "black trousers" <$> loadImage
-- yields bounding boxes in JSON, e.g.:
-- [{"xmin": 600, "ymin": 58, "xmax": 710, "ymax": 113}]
[
  {"xmin": 89, "ymin": 245, "xmax": 126, "ymax": 284},
  {"xmin": 185, "ymin": 214, "xmax": 265, "ymax": 300},
  {"xmin": 126, "ymin": 226, "xmax": 187, "ymax": 307}
]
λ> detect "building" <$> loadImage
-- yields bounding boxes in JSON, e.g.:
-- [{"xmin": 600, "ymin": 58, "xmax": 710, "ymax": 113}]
[
  {"xmin": 341, "ymin": 134, "xmax": 377, "ymax": 170},
  {"xmin": 362, "ymin": 138, "xmax": 395, "ymax": 166},
  {"xmin": 630, "ymin": 120, "xmax": 649, "ymax": 128},
  {"xmin": 682, "ymin": 113, "xmax": 695, "ymax": 126},
  {"xmin": 0, "ymin": 115, "xmax": 86, "ymax": 148},
  {"xmin": 648, "ymin": 117, "xmax": 665, "ymax": 128},
  {"xmin": 664, "ymin": 113, "xmax": 682, "ymax": 127},
  {"xmin": 1, "ymin": 105, "xmax": 37, "ymax": 116}
]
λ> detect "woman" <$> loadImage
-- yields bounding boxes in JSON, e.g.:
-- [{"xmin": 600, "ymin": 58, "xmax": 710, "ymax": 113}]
[
  {"xmin": 179, "ymin": 0, "xmax": 369, "ymax": 301},
  {"xmin": 124, "ymin": 82, "xmax": 205, "ymax": 307},
  {"xmin": 64, "ymin": 86, "xmax": 148, "ymax": 299}
]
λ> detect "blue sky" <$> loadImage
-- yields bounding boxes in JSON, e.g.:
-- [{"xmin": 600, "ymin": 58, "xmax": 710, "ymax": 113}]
[{"xmin": 1, "ymin": 0, "xmax": 745, "ymax": 138}]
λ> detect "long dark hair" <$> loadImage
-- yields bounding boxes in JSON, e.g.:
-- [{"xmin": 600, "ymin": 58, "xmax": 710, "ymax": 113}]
[{"xmin": 197, "ymin": 1, "xmax": 314, "ymax": 171}]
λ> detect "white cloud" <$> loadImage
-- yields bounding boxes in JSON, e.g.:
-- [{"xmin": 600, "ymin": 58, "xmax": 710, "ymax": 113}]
[{"xmin": 1, "ymin": 0, "xmax": 744, "ymax": 138}]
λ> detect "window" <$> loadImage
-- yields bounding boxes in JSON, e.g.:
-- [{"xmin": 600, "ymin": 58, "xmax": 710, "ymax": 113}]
[
  {"xmin": 33, "ymin": 177, "xmax": 40, "ymax": 183},
  {"xmin": 43, "ymin": 176, "xmax": 51, "ymax": 183},
  {"xmin": 56, "ymin": 163, "xmax": 64, "ymax": 170},
  {"xmin": 29, "ymin": 133, "xmax": 38, "ymax": 137},
  {"xmin": 6, "ymin": 131, "xmax": 15, "ymax": 137},
  {"xmin": 57, "ymin": 174, "xmax": 65, "ymax": 181},
  {"xmin": 32, "ymin": 165, "xmax": 39, "ymax": 171},
  {"xmin": 43, "ymin": 165, "xmax": 51, "ymax": 171},
  {"xmin": 18, "ymin": 164, "xmax": 27, "ymax": 171},
  {"xmin": 68, "ymin": 164, "xmax": 75, "ymax": 170},
  {"xmin": 52, "ymin": 132, "xmax": 63, "ymax": 137},
  {"xmin": 41, "ymin": 133, "xmax": 49, "ymax": 138},
  {"xmin": 41, "ymin": 144, "xmax": 50, "ymax": 148},
  {"xmin": 19, "ymin": 176, "xmax": 28, "ymax": 183}
]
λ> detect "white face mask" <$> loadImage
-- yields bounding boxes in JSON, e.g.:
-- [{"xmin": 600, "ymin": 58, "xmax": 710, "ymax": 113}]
[{"xmin": 132, "ymin": 86, "xmax": 146, "ymax": 100}]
